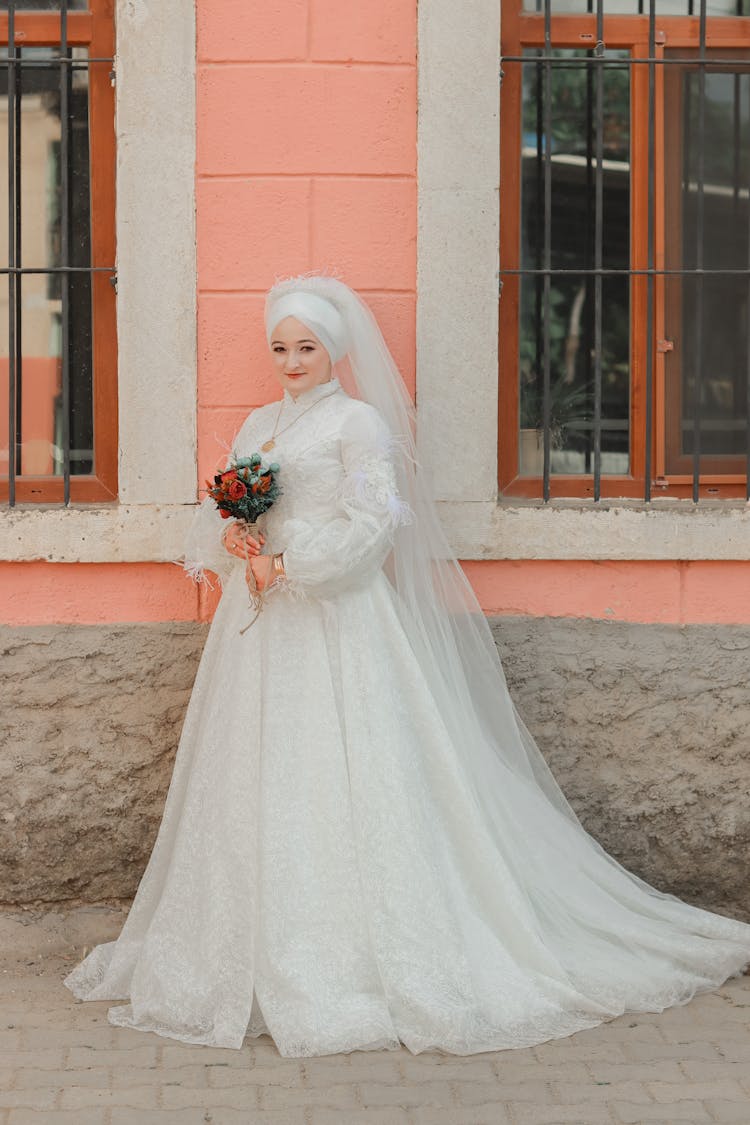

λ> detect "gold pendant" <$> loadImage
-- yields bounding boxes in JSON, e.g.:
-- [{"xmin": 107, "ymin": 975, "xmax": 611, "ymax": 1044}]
[{"xmin": 261, "ymin": 439, "xmax": 275, "ymax": 452}]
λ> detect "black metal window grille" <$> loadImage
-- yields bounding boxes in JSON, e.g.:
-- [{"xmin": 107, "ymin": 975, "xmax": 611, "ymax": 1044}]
[
  {"xmin": 2, "ymin": 0, "xmax": 115, "ymax": 507},
  {"xmin": 500, "ymin": 0, "xmax": 750, "ymax": 501}
]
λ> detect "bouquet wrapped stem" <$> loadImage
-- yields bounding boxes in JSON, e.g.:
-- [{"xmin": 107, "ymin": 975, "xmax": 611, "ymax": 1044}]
[{"xmin": 239, "ymin": 524, "xmax": 266, "ymax": 635}]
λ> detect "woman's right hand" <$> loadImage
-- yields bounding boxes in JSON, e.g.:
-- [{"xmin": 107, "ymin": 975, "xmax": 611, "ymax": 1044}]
[{"xmin": 222, "ymin": 522, "xmax": 265, "ymax": 559}]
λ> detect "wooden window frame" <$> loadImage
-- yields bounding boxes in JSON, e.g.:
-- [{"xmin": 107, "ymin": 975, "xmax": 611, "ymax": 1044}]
[
  {"xmin": 499, "ymin": 5, "xmax": 750, "ymax": 500},
  {"xmin": 0, "ymin": 0, "xmax": 117, "ymax": 504}
]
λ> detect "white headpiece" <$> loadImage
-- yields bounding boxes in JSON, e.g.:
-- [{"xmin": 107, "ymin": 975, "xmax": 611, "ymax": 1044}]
[{"xmin": 265, "ymin": 290, "xmax": 350, "ymax": 364}]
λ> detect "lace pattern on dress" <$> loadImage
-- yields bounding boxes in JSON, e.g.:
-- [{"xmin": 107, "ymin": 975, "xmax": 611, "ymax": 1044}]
[{"xmin": 346, "ymin": 456, "xmax": 414, "ymax": 528}]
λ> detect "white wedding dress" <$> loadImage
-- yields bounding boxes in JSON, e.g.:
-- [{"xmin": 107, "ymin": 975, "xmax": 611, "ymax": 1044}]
[{"xmin": 63, "ymin": 376, "xmax": 750, "ymax": 1056}]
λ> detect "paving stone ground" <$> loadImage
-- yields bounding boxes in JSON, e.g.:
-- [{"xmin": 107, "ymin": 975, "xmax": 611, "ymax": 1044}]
[{"xmin": 1, "ymin": 906, "xmax": 749, "ymax": 1125}]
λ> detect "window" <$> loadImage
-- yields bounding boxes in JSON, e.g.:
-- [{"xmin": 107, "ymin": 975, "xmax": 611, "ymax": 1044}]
[
  {"xmin": 499, "ymin": 0, "xmax": 750, "ymax": 499},
  {"xmin": 0, "ymin": 0, "xmax": 116, "ymax": 506}
]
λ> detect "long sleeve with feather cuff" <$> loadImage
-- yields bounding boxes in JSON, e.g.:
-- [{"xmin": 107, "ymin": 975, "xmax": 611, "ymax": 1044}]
[
  {"xmin": 181, "ymin": 497, "xmax": 241, "ymax": 590},
  {"xmin": 277, "ymin": 403, "xmax": 413, "ymax": 600}
]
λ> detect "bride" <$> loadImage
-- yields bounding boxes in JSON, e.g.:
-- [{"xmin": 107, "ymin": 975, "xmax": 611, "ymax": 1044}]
[{"xmin": 63, "ymin": 274, "xmax": 750, "ymax": 1057}]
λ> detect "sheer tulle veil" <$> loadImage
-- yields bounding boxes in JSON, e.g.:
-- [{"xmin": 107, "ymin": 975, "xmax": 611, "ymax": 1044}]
[
  {"xmin": 265, "ymin": 272, "xmax": 750, "ymax": 949},
  {"xmin": 265, "ymin": 274, "xmax": 709, "ymax": 918}
]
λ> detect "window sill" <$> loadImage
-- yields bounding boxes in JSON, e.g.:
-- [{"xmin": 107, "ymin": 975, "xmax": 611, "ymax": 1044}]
[
  {"xmin": 438, "ymin": 497, "xmax": 750, "ymax": 561},
  {"xmin": 0, "ymin": 503, "xmax": 195, "ymax": 563},
  {"xmin": 3, "ymin": 497, "xmax": 750, "ymax": 565}
]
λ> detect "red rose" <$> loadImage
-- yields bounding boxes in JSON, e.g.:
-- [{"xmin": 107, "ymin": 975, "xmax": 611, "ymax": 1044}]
[
  {"xmin": 228, "ymin": 479, "xmax": 247, "ymax": 500},
  {"xmin": 219, "ymin": 507, "xmax": 232, "ymax": 518},
  {"xmin": 221, "ymin": 469, "xmax": 238, "ymax": 482}
]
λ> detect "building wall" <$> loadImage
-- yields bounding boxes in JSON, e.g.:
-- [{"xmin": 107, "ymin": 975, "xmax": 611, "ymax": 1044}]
[
  {"xmin": 1, "ymin": 0, "xmax": 749, "ymax": 911},
  {"xmin": 4, "ymin": 616, "xmax": 748, "ymax": 921},
  {"xmin": 194, "ymin": 0, "xmax": 418, "ymax": 514}
]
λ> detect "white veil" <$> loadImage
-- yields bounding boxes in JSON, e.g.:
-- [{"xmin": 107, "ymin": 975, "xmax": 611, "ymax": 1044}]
[
  {"xmin": 265, "ymin": 275, "xmax": 743, "ymax": 928},
  {"xmin": 266, "ymin": 276, "xmax": 586, "ymax": 817}
]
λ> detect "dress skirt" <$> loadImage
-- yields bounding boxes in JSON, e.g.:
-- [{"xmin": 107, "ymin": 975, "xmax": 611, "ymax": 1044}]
[{"xmin": 63, "ymin": 564, "xmax": 750, "ymax": 1055}]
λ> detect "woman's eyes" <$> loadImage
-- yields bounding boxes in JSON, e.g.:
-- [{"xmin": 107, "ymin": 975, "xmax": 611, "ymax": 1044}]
[{"xmin": 273, "ymin": 345, "xmax": 315, "ymax": 353}]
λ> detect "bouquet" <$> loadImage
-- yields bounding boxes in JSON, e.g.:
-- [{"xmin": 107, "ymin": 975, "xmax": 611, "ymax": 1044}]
[
  {"xmin": 205, "ymin": 454, "xmax": 283, "ymax": 633},
  {"xmin": 205, "ymin": 454, "xmax": 282, "ymax": 523}
]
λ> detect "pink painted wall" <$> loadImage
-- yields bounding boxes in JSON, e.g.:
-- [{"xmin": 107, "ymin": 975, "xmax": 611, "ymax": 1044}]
[
  {"xmin": 1, "ymin": 0, "xmax": 418, "ymax": 630},
  {"xmin": 195, "ymin": 0, "xmax": 417, "ymax": 491},
  {"xmin": 5, "ymin": 560, "xmax": 750, "ymax": 627},
  {"xmin": 4, "ymin": 1, "xmax": 750, "ymax": 629}
]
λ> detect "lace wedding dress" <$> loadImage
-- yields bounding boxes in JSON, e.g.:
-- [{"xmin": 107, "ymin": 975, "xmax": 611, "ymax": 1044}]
[{"xmin": 63, "ymin": 376, "xmax": 750, "ymax": 1056}]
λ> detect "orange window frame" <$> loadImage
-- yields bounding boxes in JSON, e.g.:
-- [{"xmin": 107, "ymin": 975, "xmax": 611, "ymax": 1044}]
[
  {"xmin": 0, "ymin": 0, "xmax": 117, "ymax": 504},
  {"xmin": 499, "ymin": 5, "xmax": 750, "ymax": 500}
]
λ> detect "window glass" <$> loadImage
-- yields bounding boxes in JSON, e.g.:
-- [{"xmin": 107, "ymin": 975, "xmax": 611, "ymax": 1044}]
[
  {"xmin": 664, "ymin": 56, "xmax": 750, "ymax": 468},
  {"xmin": 519, "ymin": 49, "xmax": 631, "ymax": 476},
  {"xmin": 0, "ymin": 45, "xmax": 93, "ymax": 481},
  {"xmin": 0, "ymin": 3, "xmax": 88, "ymax": 10},
  {"xmin": 522, "ymin": 1, "xmax": 748, "ymax": 14}
]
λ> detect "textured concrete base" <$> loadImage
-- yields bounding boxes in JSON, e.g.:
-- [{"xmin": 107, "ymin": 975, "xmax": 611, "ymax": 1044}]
[
  {"xmin": 0, "ymin": 623, "xmax": 206, "ymax": 906},
  {"xmin": 2, "ymin": 618, "xmax": 749, "ymax": 917},
  {"xmin": 492, "ymin": 617, "xmax": 750, "ymax": 921}
]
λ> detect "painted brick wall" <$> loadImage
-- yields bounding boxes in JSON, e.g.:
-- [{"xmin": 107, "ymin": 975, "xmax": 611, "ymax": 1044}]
[
  {"xmin": 6, "ymin": 3, "xmax": 750, "ymax": 629},
  {"xmin": 195, "ymin": 0, "xmax": 418, "ymax": 494},
  {"xmin": 0, "ymin": 0, "xmax": 419, "ymax": 630}
]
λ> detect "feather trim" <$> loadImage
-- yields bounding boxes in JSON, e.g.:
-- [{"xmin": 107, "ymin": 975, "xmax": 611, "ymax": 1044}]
[
  {"xmin": 179, "ymin": 561, "xmax": 217, "ymax": 591},
  {"xmin": 387, "ymin": 494, "xmax": 415, "ymax": 527},
  {"xmin": 265, "ymin": 573, "xmax": 310, "ymax": 603}
]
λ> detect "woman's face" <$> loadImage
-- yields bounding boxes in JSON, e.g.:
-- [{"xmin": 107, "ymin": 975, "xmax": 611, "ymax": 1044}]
[{"xmin": 269, "ymin": 316, "xmax": 333, "ymax": 399}]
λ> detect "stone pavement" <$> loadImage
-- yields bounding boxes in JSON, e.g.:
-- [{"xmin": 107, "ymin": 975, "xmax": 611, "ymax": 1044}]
[{"xmin": 1, "ymin": 906, "xmax": 750, "ymax": 1125}]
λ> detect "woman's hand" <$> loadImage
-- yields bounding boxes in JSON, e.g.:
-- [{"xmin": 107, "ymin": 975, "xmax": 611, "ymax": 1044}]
[
  {"xmin": 245, "ymin": 554, "xmax": 274, "ymax": 593},
  {"xmin": 223, "ymin": 522, "xmax": 265, "ymax": 559}
]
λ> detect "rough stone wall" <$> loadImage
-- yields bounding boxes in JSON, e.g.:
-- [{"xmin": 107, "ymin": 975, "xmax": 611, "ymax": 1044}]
[
  {"xmin": 0, "ymin": 624, "xmax": 206, "ymax": 906},
  {"xmin": 2, "ymin": 618, "xmax": 749, "ymax": 919},
  {"xmin": 492, "ymin": 617, "xmax": 750, "ymax": 922}
]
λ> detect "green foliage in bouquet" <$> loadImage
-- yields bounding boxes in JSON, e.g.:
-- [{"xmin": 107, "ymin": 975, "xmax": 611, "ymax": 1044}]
[{"xmin": 205, "ymin": 454, "xmax": 282, "ymax": 523}]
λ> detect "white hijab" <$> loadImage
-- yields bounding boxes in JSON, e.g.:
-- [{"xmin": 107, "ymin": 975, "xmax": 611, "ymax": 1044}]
[{"xmin": 265, "ymin": 290, "xmax": 350, "ymax": 365}]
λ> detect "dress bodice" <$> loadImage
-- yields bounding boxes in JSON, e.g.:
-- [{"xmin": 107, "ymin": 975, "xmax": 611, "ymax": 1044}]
[
  {"xmin": 182, "ymin": 378, "xmax": 413, "ymax": 600},
  {"xmin": 234, "ymin": 379, "xmax": 359, "ymax": 535}
]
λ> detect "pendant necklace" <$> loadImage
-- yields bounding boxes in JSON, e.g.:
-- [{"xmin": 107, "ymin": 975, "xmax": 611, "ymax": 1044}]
[{"xmin": 260, "ymin": 384, "xmax": 340, "ymax": 452}]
